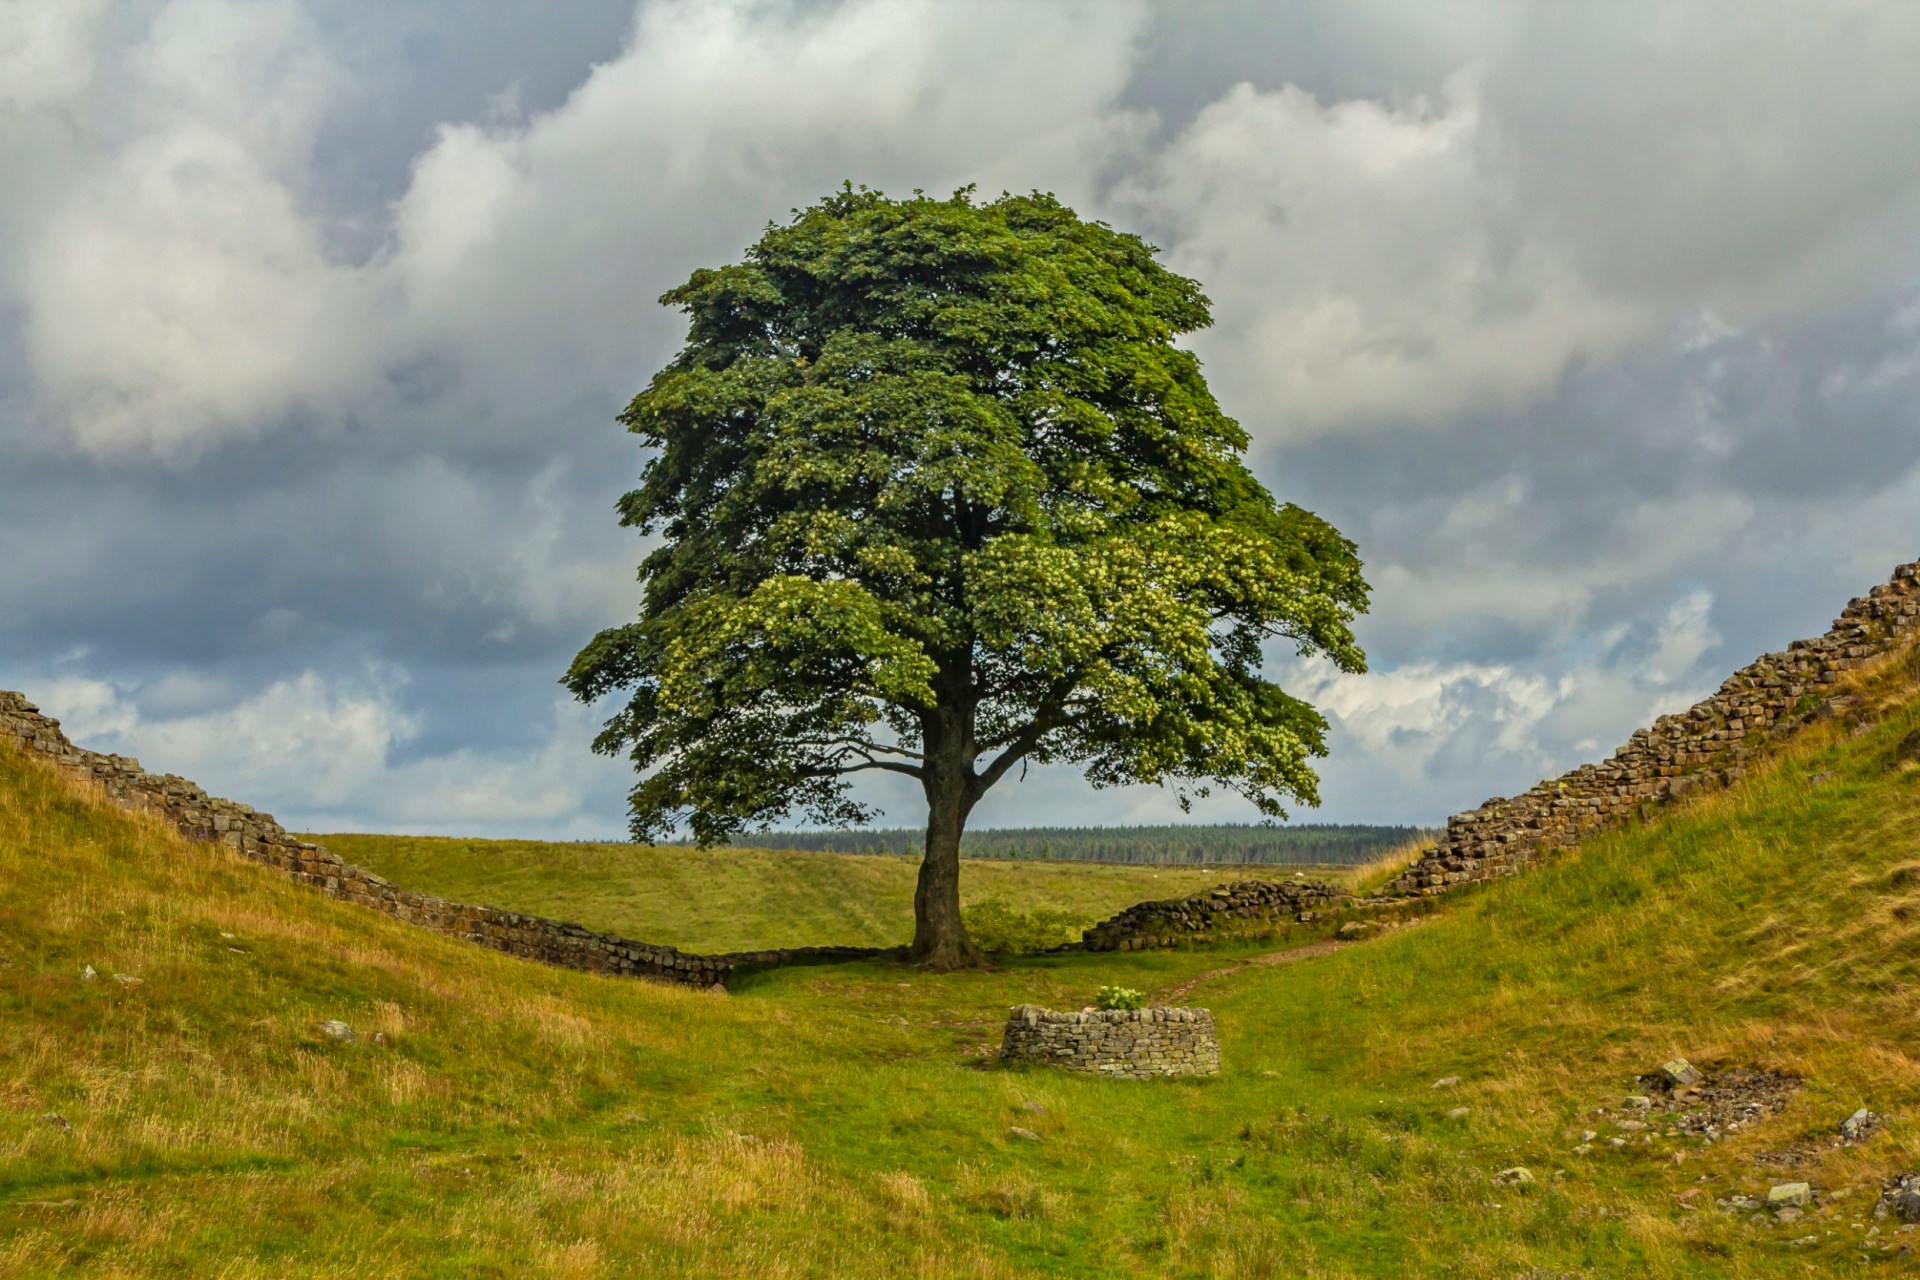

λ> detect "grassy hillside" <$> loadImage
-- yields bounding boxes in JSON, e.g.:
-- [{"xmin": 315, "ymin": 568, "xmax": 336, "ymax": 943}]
[
  {"xmin": 7, "ymin": 642, "xmax": 1920, "ymax": 1276},
  {"xmin": 306, "ymin": 834, "xmax": 1248, "ymax": 952}
]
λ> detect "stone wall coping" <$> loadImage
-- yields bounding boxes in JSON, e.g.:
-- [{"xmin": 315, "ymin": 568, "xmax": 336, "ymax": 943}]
[{"xmin": 1008, "ymin": 1004, "xmax": 1212, "ymax": 1025}]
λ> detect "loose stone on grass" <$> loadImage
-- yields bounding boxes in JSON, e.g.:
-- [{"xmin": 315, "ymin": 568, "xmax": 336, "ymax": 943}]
[
  {"xmin": 1768, "ymin": 1182, "xmax": 1813, "ymax": 1209},
  {"xmin": 1659, "ymin": 1058, "xmax": 1702, "ymax": 1089},
  {"xmin": 319, "ymin": 1020, "xmax": 354, "ymax": 1043},
  {"xmin": 1895, "ymin": 728, "xmax": 1920, "ymax": 767},
  {"xmin": 1876, "ymin": 1174, "xmax": 1920, "ymax": 1222},
  {"xmin": 1842, "ymin": 1107, "xmax": 1882, "ymax": 1141}
]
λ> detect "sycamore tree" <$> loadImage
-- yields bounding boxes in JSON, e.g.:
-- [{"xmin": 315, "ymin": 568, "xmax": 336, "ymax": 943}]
[{"xmin": 566, "ymin": 187, "xmax": 1368, "ymax": 969}]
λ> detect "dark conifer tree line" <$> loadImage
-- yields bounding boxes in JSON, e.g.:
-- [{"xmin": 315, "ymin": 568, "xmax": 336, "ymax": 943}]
[{"xmin": 689, "ymin": 824, "xmax": 1427, "ymax": 866}]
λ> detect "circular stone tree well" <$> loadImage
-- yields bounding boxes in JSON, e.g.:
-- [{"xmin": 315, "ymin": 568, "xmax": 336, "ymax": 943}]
[{"xmin": 1000, "ymin": 1005, "xmax": 1220, "ymax": 1078}]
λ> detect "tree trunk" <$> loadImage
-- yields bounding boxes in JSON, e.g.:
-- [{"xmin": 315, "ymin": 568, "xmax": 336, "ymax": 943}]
[{"xmin": 908, "ymin": 751, "xmax": 985, "ymax": 970}]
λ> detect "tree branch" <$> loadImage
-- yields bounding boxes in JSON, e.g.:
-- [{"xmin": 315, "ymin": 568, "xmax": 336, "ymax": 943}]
[
  {"xmin": 791, "ymin": 736, "xmax": 925, "ymax": 760},
  {"xmin": 798, "ymin": 757, "xmax": 926, "ymax": 781},
  {"xmin": 969, "ymin": 676, "xmax": 1081, "ymax": 797},
  {"xmin": 832, "ymin": 760, "xmax": 926, "ymax": 779}
]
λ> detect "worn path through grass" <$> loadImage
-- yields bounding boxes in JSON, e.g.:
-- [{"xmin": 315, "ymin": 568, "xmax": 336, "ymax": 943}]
[{"xmin": 1154, "ymin": 936, "xmax": 1357, "ymax": 1005}]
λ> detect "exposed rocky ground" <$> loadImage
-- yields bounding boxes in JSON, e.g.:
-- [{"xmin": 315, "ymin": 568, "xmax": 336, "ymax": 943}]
[
  {"xmin": 1634, "ymin": 1062, "xmax": 1803, "ymax": 1141},
  {"xmin": 1562, "ymin": 1058, "xmax": 1915, "ymax": 1258}
]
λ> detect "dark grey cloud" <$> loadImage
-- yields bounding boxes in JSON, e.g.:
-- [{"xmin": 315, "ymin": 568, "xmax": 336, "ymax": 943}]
[{"xmin": 2, "ymin": 0, "xmax": 1917, "ymax": 837}]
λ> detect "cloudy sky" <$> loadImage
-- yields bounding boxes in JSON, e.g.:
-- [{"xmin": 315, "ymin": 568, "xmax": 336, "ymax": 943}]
[{"xmin": 4, "ymin": 0, "xmax": 1918, "ymax": 839}]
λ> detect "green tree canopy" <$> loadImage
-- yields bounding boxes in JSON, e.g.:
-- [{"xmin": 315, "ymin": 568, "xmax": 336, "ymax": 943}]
[{"xmin": 567, "ymin": 186, "xmax": 1368, "ymax": 967}]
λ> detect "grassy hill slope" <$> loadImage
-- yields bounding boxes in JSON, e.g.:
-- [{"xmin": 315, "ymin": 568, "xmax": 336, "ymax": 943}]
[
  {"xmin": 305, "ymin": 834, "xmax": 1261, "ymax": 953},
  {"xmin": 7, "ymin": 642, "xmax": 1920, "ymax": 1276}
]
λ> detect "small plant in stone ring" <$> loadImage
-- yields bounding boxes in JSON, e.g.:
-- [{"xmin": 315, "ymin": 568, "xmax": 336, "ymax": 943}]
[{"xmin": 1095, "ymin": 985, "xmax": 1145, "ymax": 1011}]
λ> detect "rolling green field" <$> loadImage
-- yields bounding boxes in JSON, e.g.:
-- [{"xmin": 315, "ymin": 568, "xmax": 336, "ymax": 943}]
[
  {"xmin": 7, "ymin": 643, "xmax": 1920, "ymax": 1276},
  {"xmin": 305, "ymin": 834, "xmax": 1276, "ymax": 953},
  {"xmin": 713, "ymin": 824, "xmax": 1428, "ymax": 867}
]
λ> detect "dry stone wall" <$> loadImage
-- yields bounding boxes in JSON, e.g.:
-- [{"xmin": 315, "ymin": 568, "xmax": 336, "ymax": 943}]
[
  {"xmin": 1081, "ymin": 878, "xmax": 1350, "ymax": 952},
  {"xmin": 1387, "ymin": 559, "xmax": 1920, "ymax": 897},
  {"xmin": 0, "ymin": 692, "xmax": 882, "ymax": 988},
  {"xmin": 1001, "ymin": 1004, "xmax": 1220, "ymax": 1078}
]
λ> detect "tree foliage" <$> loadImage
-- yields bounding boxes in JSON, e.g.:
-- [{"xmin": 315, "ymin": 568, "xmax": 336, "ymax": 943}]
[{"xmin": 567, "ymin": 186, "xmax": 1368, "ymax": 963}]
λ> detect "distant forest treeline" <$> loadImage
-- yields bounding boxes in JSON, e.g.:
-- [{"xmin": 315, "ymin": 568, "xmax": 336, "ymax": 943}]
[{"xmin": 710, "ymin": 824, "xmax": 1433, "ymax": 866}]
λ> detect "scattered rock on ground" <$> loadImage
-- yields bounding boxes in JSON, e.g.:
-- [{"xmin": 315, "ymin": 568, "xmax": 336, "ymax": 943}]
[
  {"xmin": 1633, "ymin": 1064, "xmax": 1800, "ymax": 1140},
  {"xmin": 1877, "ymin": 1173, "xmax": 1920, "ymax": 1223},
  {"xmin": 1432, "ymin": 1076, "xmax": 1461, "ymax": 1089},
  {"xmin": 1446, "ymin": 1107, "xmax": 1470, "ymax": 1119},
  {"xmin": 1757, "ymin": 1103, "xmax": 1884, "ymax": 1168},
  {"xmin": 1659, "ymin": 1058, "xmax": 1702, "ymax": 1089},
  {"xmin": 1018, "ymin": 1101, "xmax": 1046, "ymax": 1114},
  {"xmin": 1768, "ymin": 1182, "xmax": 1812, "ymax": 1208},
  {"xmin": 318, "ymin": 1020, "xmax": 354, "ymax": 1042},
  {"xmin": 1492, "ymin": 1167, "xmax": 1535, "ymax": 1186},
  {"xmin": 1008, "ymin": 1126, "xmax": 1041, "ymax": 1142},
  {"xmin": 1842, "ymin": 1107, "xmax": 1883, "ymax": 1141},
  {"xmin": 111, "ymin": 973, "xmax": 141, "ymax": 987},
  {"xmin": 1336, "ymin": 921, "xmax": 1373, "ymax": 940},
  {"xmin": 80, "ymin": 965, "xmax": 96, "ymax": 982},
  {"xmin": 1895, "ymin": 728, "xmax": 1920, "ymax": 766},
  {"xmin": 36, "ymin": 1113, "xmax": 70, "ymax": 1131}
]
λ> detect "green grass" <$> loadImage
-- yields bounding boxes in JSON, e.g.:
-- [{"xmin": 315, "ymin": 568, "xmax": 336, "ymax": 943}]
[
  {"xmin": 7, "ymin": 643, "xmax": 1920, "ymax": 1276},
  {"xmin": 304, "ymin": 834, "xmax": 1259, "ymax": 952}
]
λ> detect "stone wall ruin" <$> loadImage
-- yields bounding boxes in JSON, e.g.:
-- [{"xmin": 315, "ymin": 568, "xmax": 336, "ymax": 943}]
[
  {"xmin": 1387, "ymin": 559, "xmax": 1920, "ymax": 896},
  {"xmin": 0, "ymin": 692, "xmax": 880, "ymax": 989},
  {"xmin": 1081, "ymin": 877, "xmax": 1350, "ymax": 951}
]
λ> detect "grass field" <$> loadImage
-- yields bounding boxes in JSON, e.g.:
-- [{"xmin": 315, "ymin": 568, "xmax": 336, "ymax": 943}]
[
  {"xmin": 304, "ymin": 835, "xmax": 1297, "ymax": 953},
  {"xmin": 7, "ymin": 644, "xmax": 1920, "ymax": 1276}
]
